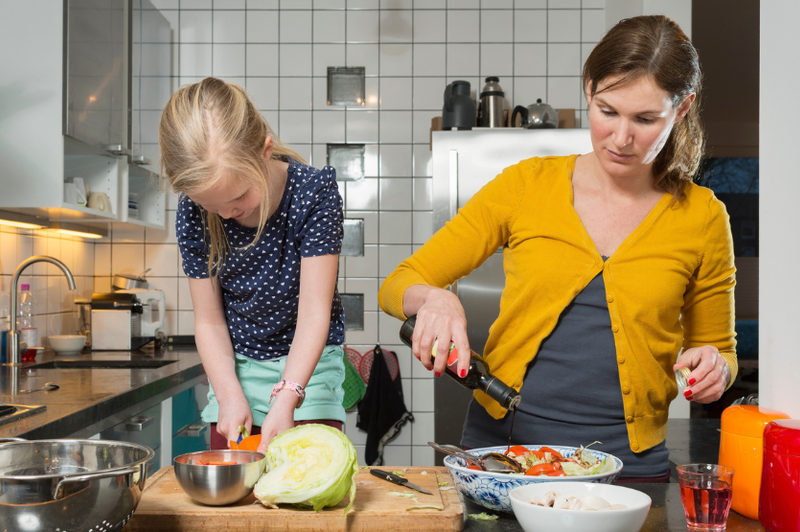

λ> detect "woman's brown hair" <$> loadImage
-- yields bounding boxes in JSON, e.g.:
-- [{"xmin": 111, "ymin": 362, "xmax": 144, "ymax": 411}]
[
  {"xmin": 159, "ymin": 77, "xmax": 307, "ymax": 276},
  {"xmin": 582, "ymin": 15, "xmax": 704, "ymax": 200}
]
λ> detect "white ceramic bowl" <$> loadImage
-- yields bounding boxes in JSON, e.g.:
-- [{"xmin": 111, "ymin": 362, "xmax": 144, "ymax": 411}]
[
  {"xmin": 509, "ymin": 482, "xmax": 651, "ymax": 532},
  {"xmin": 48, "ymin": 335, "xmax": 86, "ymax": 354},
  {"xmin": 443, "ymin": 445, "xmax": 623, "ymax": 513}
]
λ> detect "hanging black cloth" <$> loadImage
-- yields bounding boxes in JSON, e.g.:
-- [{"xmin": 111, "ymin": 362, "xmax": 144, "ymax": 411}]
[{"xmin": 356, "ymin": 345, "xmax": 413, "ymax": 466}]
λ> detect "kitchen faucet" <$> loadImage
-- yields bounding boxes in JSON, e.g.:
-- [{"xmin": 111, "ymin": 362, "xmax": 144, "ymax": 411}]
[{"xmin": 3, "ymin": 256, "xmax": 76, "ymax": 366}]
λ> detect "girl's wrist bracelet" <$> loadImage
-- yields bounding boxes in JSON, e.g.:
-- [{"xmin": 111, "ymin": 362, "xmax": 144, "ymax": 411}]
[{"xmin": 269, "ymin": 380, "xmax": 306, "ymax": 408}]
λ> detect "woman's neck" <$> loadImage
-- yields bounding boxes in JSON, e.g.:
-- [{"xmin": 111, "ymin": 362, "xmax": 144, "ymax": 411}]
[{"xmin": 577, "ymin": 152, "xmax": 658, "ymax": 201}]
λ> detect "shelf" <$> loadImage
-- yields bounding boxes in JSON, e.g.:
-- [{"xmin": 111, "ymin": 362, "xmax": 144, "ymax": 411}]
[{"xmin": 57, "ymin": 203, "xmax": 117, "ymax": 220}]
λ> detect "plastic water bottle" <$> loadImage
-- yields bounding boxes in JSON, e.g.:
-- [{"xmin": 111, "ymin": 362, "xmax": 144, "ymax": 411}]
[{"xmin": 18, "ymin": 283, "xmax": 38, "ymax": 357}]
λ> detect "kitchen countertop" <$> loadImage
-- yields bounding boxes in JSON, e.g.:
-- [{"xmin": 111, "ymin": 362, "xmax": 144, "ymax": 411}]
[
  {"xmin": 462, "ymin": 418, "xmax": 764, "ymax": 532},
  {"xmin": 0, "ymin": 346, "xmax": 205, "ymax": 440}
]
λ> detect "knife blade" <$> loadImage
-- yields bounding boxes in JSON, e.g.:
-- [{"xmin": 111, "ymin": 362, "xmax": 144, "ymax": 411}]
[{"xmin": 370, "ymin": 469, "xmax": 433, "ymax": 495}]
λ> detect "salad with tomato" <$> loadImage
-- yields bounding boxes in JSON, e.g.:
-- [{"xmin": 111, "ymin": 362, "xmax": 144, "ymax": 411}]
[{"xmin": 501, "ymin": 442, "xmax": 615, "ymax": 477}]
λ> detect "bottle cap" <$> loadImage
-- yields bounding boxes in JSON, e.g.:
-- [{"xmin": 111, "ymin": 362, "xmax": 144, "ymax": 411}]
[{"xmin": 20, "ymin": 283, "xmax": 30, "ymax": 291}]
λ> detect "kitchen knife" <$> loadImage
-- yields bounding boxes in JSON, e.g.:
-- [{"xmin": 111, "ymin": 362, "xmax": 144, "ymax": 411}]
[{"xmin": 370, "ymin": 469, "xmax": 433, "ymax": 495}]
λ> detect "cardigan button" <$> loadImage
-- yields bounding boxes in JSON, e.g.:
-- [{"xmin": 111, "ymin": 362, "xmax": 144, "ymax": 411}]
[
  {"xmin": 632, "ymin": 443, "xmax": 639, "ymax": 451},
  {"xmin": 622, "ymin": 387, "xmax": 630, "ymax": 394},
  {"xmin": 606, "ymin": 294, "xmax": 614, "ymax": 303},
  {"xmin": 626, "ymin": 416, "xmax": 634, "ymax": 423},
  {"xmin": 617, "ymin": 356, "xmax": 625, "ymax": 364},
  {"xmin": 611, "ymin": 324, "xmax": 620, "ymax": 333}
]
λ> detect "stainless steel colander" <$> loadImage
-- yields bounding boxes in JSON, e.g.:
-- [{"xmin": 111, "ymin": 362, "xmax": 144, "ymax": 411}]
[{"xmin": 0, "ymin": 439, "xmax": 154, "ymax": 532}]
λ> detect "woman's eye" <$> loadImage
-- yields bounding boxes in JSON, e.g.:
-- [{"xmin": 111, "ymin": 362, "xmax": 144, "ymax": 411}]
[
  {"xmin": 600, "ymin": 109, "xmax": 615, "ymax": 116},
  {"xmin": 637, "ymin": 116, "xmax": 655, "ymax": 124}
]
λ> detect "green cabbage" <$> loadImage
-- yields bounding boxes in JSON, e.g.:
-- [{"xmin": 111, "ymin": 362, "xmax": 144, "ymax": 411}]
[
  {"xmin": 253, "ymin": 424, "xmax": 359, "ymax": 513},
  {"xmin": 560, "ymin": 456, "xmax": 616, "ymax": 476}
]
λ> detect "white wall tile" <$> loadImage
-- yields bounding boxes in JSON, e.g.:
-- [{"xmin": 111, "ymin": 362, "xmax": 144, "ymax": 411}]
[
  {"xmin": 548, "ymin": 0, "xmax": 580, "ymax": 8},
  {"xmin": 345, "ymin": 244, "xmax": 378, "ymax": 277},
  {"xmin": 547, "ymin": 43, "xmax": 581, "ymax": 76},
  {"xmin": 279, "ymin": 10, "xmax": 312, "ymax": 43},
  {"xmin": 180, "ymin": 10, "xmax": 212, "ymax": 42},
  {"xmin": 514, "ymin": 77, "xmax": 548, "ymax": 108},
  {"xmin": 381, "ymin": 444, "xmax": 411, "ymax": 466},
  {"xmin": 111, "ymin": 244, "xmax": 146, "ymax": 275},
  {"xmin": 515, "ymin": 0, "xmax": 546, "ymax": 7},
  {"xmin": 148, "ymin": 277, "xmax": 179, "ymax": 311},
  {"xmin": 380, "ymin": 10, "xmax": 412, "ymax": 43},
  {"xmin": 279, "ymin": 77, "xmax": 313, "ymax": 109},
  {"xmin": 346, "ymin": 211, "xmax": 378, "ymax": 244},
  {"xmin": 313, "ymin": 43, "xmax": 345, "ymax": 76},
  {"xmin": 412, "ymin": 211, "xmax": 432, "ymax": 244},
  {"xmin": 179, "ymin": 43, "xmax": 212, "ymax": 77},
  {"xmin": 345, "ymin": 43, "xmax": 379, "ymax": 75},
  {"xmin": 0, "ymin": 230, "xmax": 18, "ymax": 276},
  {"xmin": 246, "ymin": 11, "xmax": 279, "ymax": 43},
  {"xmin": 281, "ymin": 0, "xmax": 310, "ymax": 7},
  {"xmin": 181, "ymin": 0, "xmax": 212, "ymax": 8},
  {"xmin": 315, "ymin": 0, "xmax": 345, "ymax": 9},
  {"xmin": 412, "ymin": 146, "xmax": 432, "ymax": 178},
  {"xmin": 379, "ymin": 110, "xmax": 412, "ymax": 143},
  {"xmin": 213, "ymin": 10, "xmax": 245, "ymax": 43},
  {"xmin": 364, "ymin": 144, "xmax": 379, "ymax": 176},
  {"xmin": 412, "ymin": 109, "xmax": 439, "ymax": 144},
  {"xmin": 213, "ymin": 44, "xmax": 246, "ymax": 77},
  {"xmin": 447, "ymin": 43, "xmax": 480, "ymax": 77},
  {"xmin": 345, "ymin": 178, "xmax": 379, "ymax": 210},
  {"xmin": 410, "ymin": 412, "xmax": 434, "ymax": 445},
  {"xmin": 279, "ymin": 44, "xmax": 312, "ymax": 76},
  {"xmin": 411, "ymin": 445, "xmax": 435, "ymax": 466},
  {"xmin": 412, "ymin": 77, "xmax": 445, "ymax": 110},
  {"xmin": 145, "ymin": 244, "xmax": 179, "ymax": 277},
  {"xmin": 313, "ymin": 10, "xmax": 345, "ymax": 42},
  {"xmin": 514, "ymin": 43, "xmax": 547, "ymax": 76},
  {"xmin": 379, "ymin": 178, "xmax": 412, "ymax": 210},
  {"xmin": 481, "ymin": 9, "xmax": 513, "ymax": 42},
  {"xmin": 411, "ymin": 378, "xmax": 434, "ymax": 412},
  {"xmin": 481, "ymin": 44, "xmax": 513, "ymax": 77},
  {"xmin": 345, "ymin": 110, "xmax": 379, "ymax": 143},
  {"xmin": 178, "ymin": 275, "xmax": 193, "ymax": 310},
  {"xmin": 379, "ymin": 44, "xmax": 412, "ymax": 77},
  {"xmin": 345, "ymin": 278, "xmax": 379, "ymax": 311},
  {"xmin": 412, "ymin": 44, "xmax": 446, "ymax": 77},
  {"xmin": 378, "ymin": 244, "xmax": 411, "ymax": 277},
  {"xmin": 378, "ymin": 211, "xmax": 412, "ymax": 243},
  {"xmin": 347, "ymin": 10, "xmax": 380, "ymax": 42},
  {"xmin": 513, "ymin": 9, "xmax": 547, "ymax": 43},
  {"xmin": 247, "ymin": 77, "xmax": 280, "ymax": 108},
  {"xmin": 447, "ymin": 10, "xmax": 479, "ymax": 42},
  {"xmin": 145, "ymin": 211, "xmax": 178, "ymax": 244},
  {"xmin": 344, "ymin": 310, "xmax": 377, "ymax": 344},
  {"xmin": 246, "ymin": 44, "xmax": 279, "ymax": 76},
  {"xmin": 547, "ymin": 9, "xmax": 581, "ymax": 43},
  {"xmin": 348, "ymin": 0, "xmax": 378, "ymax": 8},
  {"xmin": 413, "ymin": 10, "xmax": 446, "ymax": 43},
  {"xmin": 247, "ymin": 0, "xmax": 278, "ymax": 8},
  {"xmin": 313, "ymin": 110, "xmax": 346, "ymax": 143},
  {"xmin": 379, "ymin": 77, "xmax": 412, "ymax": 110},
  {"xmin": 546, "ymin": 76, "xmax": 581, "ymax": 110},
  {"xmin": 215, "ymin": 0, "xmax": 245, "ymax": 8},
  {"xmin": 379, "ymin": 144, "xmax": 412, "ymax": 176},
  {"xmin": 582, "ymin": 8, "xmax": 605, "ymax": 43},
  {"xmin": 277, "ymin": 110, "xmax": 312, "ymax": 143}
]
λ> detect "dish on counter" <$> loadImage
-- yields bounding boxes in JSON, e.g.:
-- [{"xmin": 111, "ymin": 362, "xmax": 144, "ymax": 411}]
[{"xmin": 443, "ymin": 444, "xmax": 623, "ymax": 514}]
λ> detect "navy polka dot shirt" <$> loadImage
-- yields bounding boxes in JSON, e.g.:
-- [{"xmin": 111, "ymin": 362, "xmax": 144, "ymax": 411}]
[{"xmin": 176, "ymin": 158, "xmax": 345, "ymax": 361}]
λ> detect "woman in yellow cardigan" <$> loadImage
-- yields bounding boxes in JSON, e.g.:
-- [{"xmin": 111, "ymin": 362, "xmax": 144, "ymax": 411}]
[{"xmin": 378, "ymin": 15, "xmax": 737, "ymax": 481}]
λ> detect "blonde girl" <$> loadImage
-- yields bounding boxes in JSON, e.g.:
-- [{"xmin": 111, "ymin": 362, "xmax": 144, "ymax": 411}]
[{"xmin": 160, "ymin": 77, "xmax": 346, "ymax": 452}]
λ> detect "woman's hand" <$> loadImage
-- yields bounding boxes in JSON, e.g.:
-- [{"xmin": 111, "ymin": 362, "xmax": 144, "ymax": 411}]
[
  {"xmin": 217, "ymin": 395, "xmax": 253, "ymax": 446},
  {"xmin": 673, "ymin": 345, "xmax": 731, "ymax": 404},
  {"xmin": 410, "ymin": 287, "xmax": 471, "ymax": 379},
  {"xmin": 256, "ymin": 390, "xmax": 298, "ymax": 453}
]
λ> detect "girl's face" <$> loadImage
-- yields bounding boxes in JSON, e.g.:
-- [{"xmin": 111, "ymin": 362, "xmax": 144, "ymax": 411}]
[
  {"xmin": 189, "ymin": 174, "xmax": 262, "ymax": 227},
  {"xmin": 586, "ymin": 75, "xmax": 693, "ymax": 180}
]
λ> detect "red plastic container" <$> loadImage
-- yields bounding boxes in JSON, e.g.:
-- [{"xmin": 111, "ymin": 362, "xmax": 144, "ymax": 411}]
[{"xmin": 759, "ymin": 419, "xmax": 800, "ymax": 532}]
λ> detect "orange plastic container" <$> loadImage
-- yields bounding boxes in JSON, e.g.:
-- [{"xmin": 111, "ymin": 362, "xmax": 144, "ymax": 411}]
[{"xmin": 718, "ymin": 405, "xmax": 790, "ymax": 520}]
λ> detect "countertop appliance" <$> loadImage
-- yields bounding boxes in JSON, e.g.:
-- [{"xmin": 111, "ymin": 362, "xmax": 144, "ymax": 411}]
[
  {"xmin": 441, "ymin": 80, "xmax": 476, "ymax": 131},
  {"xmin": 718, "ymin": 405, "xmax": 789, "ymax": 520},
  {"xmin": 760, "ymin": 418, "xmax": 800, "ymax": 532},
  {"xmin": 118, "ymin": 288, "xmax": 166, "ymax": 337},
  {"xmin": 430, "ymin": 129, "xmax": 593, "ymax": 456},
  {"xmin": 512, "ymin": 99, "xmax": 560, "ymax": 129},
  {"xmin": 91, "ymin": 292, "xmax": 151, "ymax": 350}
]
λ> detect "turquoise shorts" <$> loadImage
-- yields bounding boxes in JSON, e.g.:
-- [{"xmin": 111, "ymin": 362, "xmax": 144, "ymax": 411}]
[{"xmin": 201, "ymin": 345, "xmax": 346, "ymax": 426}]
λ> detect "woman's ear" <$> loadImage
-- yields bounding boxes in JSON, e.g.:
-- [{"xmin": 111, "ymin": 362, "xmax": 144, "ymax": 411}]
[
  {"xmin": 584, "ymin": 80, "xmax": 594, "ymax": 106},
  {"xmin": 262, "ymin": 136, "xmax": 275, "ymax": 160},
  {"xmin": 675, "ymin": 93, "xmax": 696, "ymax": 122}
]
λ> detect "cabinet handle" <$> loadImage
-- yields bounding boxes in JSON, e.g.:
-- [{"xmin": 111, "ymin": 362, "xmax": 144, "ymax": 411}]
[
  {"xmin": 131, "ymin": 155, "xmax": 151, "ymax": 166},
  {"xmin": 177, "ymin": 422, "xmax": 208, "ymax": 438},
  {"xmin": 105, "ymin": 144, "xmax": 131, "ymax": 156},
  {"xmin": 124, "ymin": 415, "xmax": 154, "ymax": 432}
]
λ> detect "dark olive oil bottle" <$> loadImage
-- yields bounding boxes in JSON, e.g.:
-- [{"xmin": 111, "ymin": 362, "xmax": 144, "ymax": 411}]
[{"xmin": 399, "ymin": 315, "xmax": 521, "ymax": 411}]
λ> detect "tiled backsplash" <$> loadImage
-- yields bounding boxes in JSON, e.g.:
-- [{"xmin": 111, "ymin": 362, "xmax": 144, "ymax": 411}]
[{"xmin": 1, "ymin": 0, "xmax": 605, "ymax": 466}]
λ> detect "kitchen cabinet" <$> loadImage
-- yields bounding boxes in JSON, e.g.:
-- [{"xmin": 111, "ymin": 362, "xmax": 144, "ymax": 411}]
[{"xmin": 0, "ymin": 0, "xmax": 169, "ymax": 230}]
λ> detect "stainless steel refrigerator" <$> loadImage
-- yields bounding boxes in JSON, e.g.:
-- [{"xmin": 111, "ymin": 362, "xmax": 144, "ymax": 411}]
[{"xmin": 429, "ymin": 129, "xmax": 593, "ymax": 460}]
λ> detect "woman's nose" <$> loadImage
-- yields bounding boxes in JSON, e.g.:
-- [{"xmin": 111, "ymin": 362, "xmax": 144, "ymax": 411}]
[{"xmin": 613, "ymin": 121, "xmax": 633, "ymax": 148}]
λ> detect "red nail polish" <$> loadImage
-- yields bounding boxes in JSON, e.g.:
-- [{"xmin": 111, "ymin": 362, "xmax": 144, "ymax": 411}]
[
  {"xmin": 683, "ymin": 389, "xmax": 692, "ymax": 398},
  {"xmin": 434, "ymin": 371, "xmax": 442, "ymax": 378},
  {"xmin": 459, "ymin": 369, "xmax": 467, "ymax": 378},
  {"xmin": 688, "ymin": 377, "xmax": 696, "ymax": 385}
]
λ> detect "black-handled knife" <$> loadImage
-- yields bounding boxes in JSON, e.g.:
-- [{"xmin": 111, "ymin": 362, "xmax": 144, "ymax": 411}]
[{"xmin": 370, "ymin": 468, "xmax": 433, "ymax": 495}]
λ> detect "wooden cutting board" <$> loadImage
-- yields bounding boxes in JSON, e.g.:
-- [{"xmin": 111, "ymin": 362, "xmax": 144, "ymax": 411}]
[{"xmin": 124, "ymin": 466, "xmax": 464, "ymax": 532}]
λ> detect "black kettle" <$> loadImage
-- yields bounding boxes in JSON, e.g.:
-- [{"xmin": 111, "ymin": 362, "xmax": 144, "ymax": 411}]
[
  {"xmin": 511, "ymin": 99, "xmax": 559, "ymax": 129},
  {"xmin": 441, "ymin": 80, "xmax": 476, "ymax": 130}
]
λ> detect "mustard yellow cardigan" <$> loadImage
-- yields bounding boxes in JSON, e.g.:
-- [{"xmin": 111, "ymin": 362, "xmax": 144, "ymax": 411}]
[{"xmin": 379, "ymin": 155, "xmax": 738, "ymax": 453}]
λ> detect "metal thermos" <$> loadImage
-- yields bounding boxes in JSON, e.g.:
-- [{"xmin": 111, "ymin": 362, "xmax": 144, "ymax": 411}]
[{"xmin": 477, "ymin": 77, "xmax": 507, "ymax": 128}]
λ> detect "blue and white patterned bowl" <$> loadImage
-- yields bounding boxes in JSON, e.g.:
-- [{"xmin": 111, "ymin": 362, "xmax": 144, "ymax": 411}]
[{"xmin": 443, "ymin": 445, "xmax": 624, "ymax": 514}]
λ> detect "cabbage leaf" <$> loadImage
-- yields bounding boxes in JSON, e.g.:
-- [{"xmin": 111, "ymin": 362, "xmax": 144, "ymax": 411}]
[{"xmin": 253, "ymin": 424, "xmax": 359, "ymax": 513}]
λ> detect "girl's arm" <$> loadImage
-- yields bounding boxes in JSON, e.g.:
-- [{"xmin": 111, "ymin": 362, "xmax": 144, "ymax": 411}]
[
  {"xmin": 257, "ymin": 253, "xmax": 340, "ymax": 452},
  {"xmin": 188, "ymin": 276, "xmax": 252, "ymax": 444}
]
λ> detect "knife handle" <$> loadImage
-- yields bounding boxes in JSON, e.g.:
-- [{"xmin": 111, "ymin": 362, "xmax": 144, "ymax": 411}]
[{"xmin": 370, "ymin": 468, "xmax": 405, "ymax": 484}]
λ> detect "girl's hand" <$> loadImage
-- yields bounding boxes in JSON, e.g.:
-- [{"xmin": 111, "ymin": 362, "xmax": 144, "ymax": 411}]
[
  {"xmin": 412, "ymin": 288, "xmax": 471, "ymax": 379},
  {"xmin": 217, "ymin": 395, "xmax": 253, "ymax": 446},
  {"xmin": 674, "ymin": 346, "xmax": 731, "ymax": 404},
  {"xmin": 256, "ymin": 389, "xmax": 298, "ymax": 453}
]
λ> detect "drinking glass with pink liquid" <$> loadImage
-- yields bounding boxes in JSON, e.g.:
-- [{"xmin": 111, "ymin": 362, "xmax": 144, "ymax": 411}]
[{"xmin": 677, "ymin": 464, "xmax": 735, "ymax": 530}]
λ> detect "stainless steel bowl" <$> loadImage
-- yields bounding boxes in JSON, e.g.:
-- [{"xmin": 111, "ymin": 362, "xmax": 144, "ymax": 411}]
[
  {"xmin": 0, "ymin": 439, "xmax": 154, "ymax": 532},
  {"xmin": 174, "ymin": 450, "xmax": 266, "ymax": 506}
]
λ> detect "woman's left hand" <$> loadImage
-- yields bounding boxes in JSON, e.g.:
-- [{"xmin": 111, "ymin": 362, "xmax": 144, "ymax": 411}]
[
  {"xmin": 256, "ymin": 390, "xmax": 298, "ymax": 453},
  {"xmin": 673, "ymin": 346, "xmax": 731, "ymax": 404}
]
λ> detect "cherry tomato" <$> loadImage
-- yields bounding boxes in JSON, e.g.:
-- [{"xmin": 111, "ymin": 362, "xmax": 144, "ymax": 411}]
[{"xmin": 505, "ymin": 445, "xmax": 531, "ymax": 458}]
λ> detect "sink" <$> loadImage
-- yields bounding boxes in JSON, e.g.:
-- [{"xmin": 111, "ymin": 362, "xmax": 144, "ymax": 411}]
[{"xmin": 28, "ymin": 360, "xmax": 178, "ymax": 369}]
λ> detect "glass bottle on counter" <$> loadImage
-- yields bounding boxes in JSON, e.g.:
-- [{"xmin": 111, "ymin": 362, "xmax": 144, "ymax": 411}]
[
  {"xmin": 18, "ymin": 283, "xmax": 38, "ymax": 360},
  {"xmin": 399, "ymin": 315, "xmax": 521, "ymax": 411}
]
